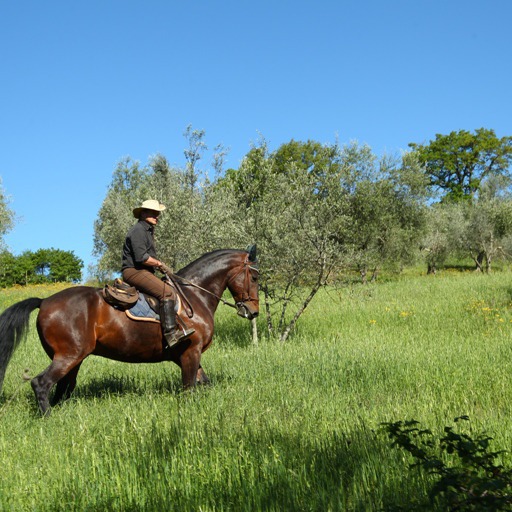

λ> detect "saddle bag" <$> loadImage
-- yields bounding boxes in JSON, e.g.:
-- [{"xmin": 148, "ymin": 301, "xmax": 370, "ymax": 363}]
[{"xmin": 103, "ymin": 278, "xmax": 139, "ymax": 309}]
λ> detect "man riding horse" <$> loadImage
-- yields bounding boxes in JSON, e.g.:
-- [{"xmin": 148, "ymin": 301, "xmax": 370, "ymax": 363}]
[{"xmin": 121, "ymin": 199, "xmax": 194, "ymax": 348}]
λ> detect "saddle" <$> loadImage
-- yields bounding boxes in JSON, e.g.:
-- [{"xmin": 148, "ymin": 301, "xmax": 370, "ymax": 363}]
[
  {"xmin": 102, "ymin": 278, "xmax": 159, "ymax": 313},
  {"xmin": 102, "ymin": 278, "xmax": 188, "ymax": 322}
]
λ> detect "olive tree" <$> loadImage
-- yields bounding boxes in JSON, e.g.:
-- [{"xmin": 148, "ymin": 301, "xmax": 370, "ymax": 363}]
[
  {"xmin": 421, "ymin": 203, "xmax": 465, "ymax": 274},
  {"xmin": 223, "ymin": 139, "xmax": 350, "ymax": 342},
  {"xmin": 340, "ymin": 150, "xmax": 429, "ymax": 282},
  {"xmin": 223, "ymin": 140, "xmax": 430, "ymax": 340},
  {"xmin": 93, "ymin": 130, "xmax": 239, "ymax": 278},
  {"xmin": 0, "ymin": 178, "xmax": 15, "ymax": 250},
  {"xmin": 459, "ymin": 199, "xmax": 512, "ymax": 272},
  {"xmin": 93, "ymin": 157, "xmax": 149, "ymax": 275}
]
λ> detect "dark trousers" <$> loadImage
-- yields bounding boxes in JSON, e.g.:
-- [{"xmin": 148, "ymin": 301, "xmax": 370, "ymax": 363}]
[{"xmin": 122, "ymin": 268, "xmax": 176, "ymax": 301}]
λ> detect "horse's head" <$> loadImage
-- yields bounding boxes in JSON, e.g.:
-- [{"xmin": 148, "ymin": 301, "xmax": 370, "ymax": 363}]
[{"xmin": 226, "ymin": 246, "xmax": 259, "ymax": 320}]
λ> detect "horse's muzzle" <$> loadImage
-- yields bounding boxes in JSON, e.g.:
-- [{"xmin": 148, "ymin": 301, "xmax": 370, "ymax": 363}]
[{"xmin": 236, "ymin": 303, "xmax": 259, "ymax": 320}]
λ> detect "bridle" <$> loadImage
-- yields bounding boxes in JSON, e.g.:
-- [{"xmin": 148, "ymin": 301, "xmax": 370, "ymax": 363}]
[
  {"xmin": 169, "ymin": 255, "xmax": 259, "ymax": 317},
  {"xmin": 226, "ymin": 256, "xmax": 259, "ymax": 308}
]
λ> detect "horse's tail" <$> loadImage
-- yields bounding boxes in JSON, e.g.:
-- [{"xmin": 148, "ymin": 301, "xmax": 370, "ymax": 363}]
[{"xmin": 0, "ymin": 298, "xmax": 42, "ymax": 392}]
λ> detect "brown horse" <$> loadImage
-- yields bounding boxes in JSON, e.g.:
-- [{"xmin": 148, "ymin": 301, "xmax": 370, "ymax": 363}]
[{"xmin": 0, "ymin": 248, "xmax": 259, "ymax": 415}]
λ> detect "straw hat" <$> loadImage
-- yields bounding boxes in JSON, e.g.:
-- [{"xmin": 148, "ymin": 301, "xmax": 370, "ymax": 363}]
[{"xmin": 132, "ymin": 199, "xmax": 166, "ymax": 218}]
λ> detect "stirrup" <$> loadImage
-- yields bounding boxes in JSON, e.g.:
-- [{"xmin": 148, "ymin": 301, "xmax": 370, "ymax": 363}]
[{"xmin": 165, "ymin": 327, "xmax": 195, "ymax": 349}]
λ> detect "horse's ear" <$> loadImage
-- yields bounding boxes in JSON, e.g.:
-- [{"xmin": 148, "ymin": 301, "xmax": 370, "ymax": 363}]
[{"xmin": 246, "ymin": 244, "xmax": 257, "ymax": 262}]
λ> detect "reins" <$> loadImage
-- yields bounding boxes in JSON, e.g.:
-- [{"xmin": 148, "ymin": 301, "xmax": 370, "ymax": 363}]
[
  {"xmin": 168, "ymin": 274, "xmax": 239, "ymax": 310},
  {"xmin": 168, "ymin": 258, "xmax": 259, "ymax": 311}
]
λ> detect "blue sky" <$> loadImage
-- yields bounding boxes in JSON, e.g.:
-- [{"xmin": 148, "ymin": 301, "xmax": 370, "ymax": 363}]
[{"xmin": 1, "ymin": 1, "xmax": 511, "ymax": 278}]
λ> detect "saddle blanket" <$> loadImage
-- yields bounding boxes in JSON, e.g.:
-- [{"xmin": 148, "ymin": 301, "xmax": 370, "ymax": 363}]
[{"xmin": 125, "ymin": 294, "xmax": 160, "ymax": 323}]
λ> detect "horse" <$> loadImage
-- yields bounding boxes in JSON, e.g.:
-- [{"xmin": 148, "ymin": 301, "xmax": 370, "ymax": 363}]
[{"xmin": 0, "ymin": 247, "xmax": 259, "ymax": 415}]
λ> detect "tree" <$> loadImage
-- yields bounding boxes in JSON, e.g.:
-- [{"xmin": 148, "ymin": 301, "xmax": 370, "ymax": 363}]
[
  {"xmin": 345, "ymin": 151, "xmax": 428, "ymax": 282},
  {"xmin": 93, "ymin": 129, "xmax": 238, "ymax": 276},
  {"xmin": 0, "ymin": 250, "xmax": 19, "ymax": 287},
  {"xmin": 409, "ymin": 128, "xmax": 512, "ymax": 202},
  {"xmin": 221, "ymin": 140, "xmax": 430, "ymax": 340},
  {"xmin": 421, "ymin": 203, "xmax": 465, "ymax": 274},
  {"xmin": 0, "ymin": 249, "xmax": 82, "ymax": 286},
  {"xmin": 31, "ymin": 248, "xmax": 83, "ymax": 282},
  {"xmin": 93, "ymin": 132, "xmax": 430, "ymax": 342},
  {"xmin": 93, "ymin": 157, "xmax": 149, "ymax": 274},
  {"xmin": 459, "ymin": 199, "xmax": 512, "ymax": 273},
  {"xmin": 223, "ymin": 139, "xmax": 350, "ymax": 342},
  {"xmin": 0, "ymin": 177, "xmax": 15, "ymax": 249}
]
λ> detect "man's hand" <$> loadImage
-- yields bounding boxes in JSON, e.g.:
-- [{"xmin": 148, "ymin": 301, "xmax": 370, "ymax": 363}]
[{"xmin": 158, "ymin": 262, "xmax": 174, "ymax": 276}]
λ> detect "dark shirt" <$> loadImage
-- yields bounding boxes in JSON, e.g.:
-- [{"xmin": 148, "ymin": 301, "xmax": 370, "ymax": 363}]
[{"xmin": 121, "ymin": 220, "xmax": 158, "ymax": 271}]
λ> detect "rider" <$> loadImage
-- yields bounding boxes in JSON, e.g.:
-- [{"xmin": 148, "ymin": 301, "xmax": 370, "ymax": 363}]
[{"xmin": 121, "ymin": 199, "xmax": 194, "ymax": 349}]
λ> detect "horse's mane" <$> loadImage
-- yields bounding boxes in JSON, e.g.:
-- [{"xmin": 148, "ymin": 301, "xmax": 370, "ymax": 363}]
[{"xmin": 177, "ymin": 249, "xmax": 245, "ymax": 279}]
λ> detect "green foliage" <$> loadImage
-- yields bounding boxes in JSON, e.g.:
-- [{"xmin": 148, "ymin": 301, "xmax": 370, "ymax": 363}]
[
  {"xmin": 224, "ymin": 138, "xmax": 351, "ymax": 340},
  {"xmin": 0, "ymin": 250, "xmax": 19, "ymax": 287},
  {"xmin": 462, "ymin": 199, "xmax": 512, "ymax": 272},
  {"xmin": 93, "ymin": 157, "xmax": 150, "ymax": 272},
  {"xmin": 422, "ymin": 203, "xmax": 465, "ymax": 274},
  {"xmin": 0, "ymin": 177, "xmax": 15, "ymax": 249},
  {"xmin": 0, "ymin": 248, "xmax": 82, "ymax": 286},
  {"xmin": 95, "ymin": 134, "xmax": 430, "ymax": 341},
  {"xmin": 410, "ymin": 128, "xmax": 512, "ymax": 202},
  {"xmin": 346, "ymin": 151, "xmax": 428, "ymax": 281},
  {"xmin": 382, "ymin": 417, "xmax": 512, "ymax": 510},
  {"xmin": 93, "ymin": 130, "xmax": 239, "ymax": 279}
]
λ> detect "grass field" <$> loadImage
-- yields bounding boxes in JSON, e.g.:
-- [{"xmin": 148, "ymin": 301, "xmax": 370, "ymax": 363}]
[{"xmin": 1, "ymin": 271, "xmax": 512, "ymax": 510}]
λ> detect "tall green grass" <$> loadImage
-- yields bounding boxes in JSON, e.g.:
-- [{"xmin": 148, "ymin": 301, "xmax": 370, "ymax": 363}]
[{"xmin": 1, "ymin": 271, "xmax": 512, "ymax": 510}]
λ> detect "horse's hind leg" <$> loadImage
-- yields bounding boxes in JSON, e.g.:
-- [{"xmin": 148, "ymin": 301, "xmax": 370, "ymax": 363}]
[
  {"xmin": 31, "ymin": 357, "xmax": 83, "ymax": 416},
  {"xmin": 51, "ymin": 363, "xmax": 82, "ymax": 407}
]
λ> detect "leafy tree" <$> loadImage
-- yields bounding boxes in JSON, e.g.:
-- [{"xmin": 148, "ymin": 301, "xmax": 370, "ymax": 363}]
[
  {"xmin": 459, "ymin": 199, "xmax": 512, "ymax": 273},
  {"xmin": 346, "ymin": 151, "xmax": 428, "ymax": 282},
  {"xmin": 0, "ymin": 250, "xmax": 19, "ymax": 287},
  {"xmin": 30, "ymin": 248, "xmax": 83, "ymax": 283},
  {"xmin": 94, "ymin": 132, "xmax": 429, "ymax": 342},
  {"xmin": 0, "ymin": 249, "xmax": 82, "ymax": 286},
  {"xmin": 93, "ymin": 157, "xmax": 150, "ymax": 274},
  {"xmin": 0, "ymin": 177, "xmax": 15, "ymax": 249},
  {"xmin": 222, "ymin": 140, "xmax": 429, "ymax": 339},
  {"xmin": 410, "ymin": 128, "xmax": 512, "ymax": 202},
  {"xmin": 421, "ymin": 203, "xmax": 465, "ymax": 274},
  {"xmin": 223, "ymin": 139, "xmax": 350, "ymax": 341},
  {"xmin": 93, "ymin": 129, "xmax": 238, "ymax": 276}
]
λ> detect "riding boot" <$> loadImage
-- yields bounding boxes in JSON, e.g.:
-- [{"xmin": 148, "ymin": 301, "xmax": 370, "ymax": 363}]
[{"xmin": 160, "ymin": 299, "xmax": 195, "ymax": 349}]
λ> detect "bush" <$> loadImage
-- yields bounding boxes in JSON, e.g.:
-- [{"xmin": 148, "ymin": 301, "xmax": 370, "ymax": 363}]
[{"xmin": 381, "ymin": 416, "xmax": 512, "ymax": 511}]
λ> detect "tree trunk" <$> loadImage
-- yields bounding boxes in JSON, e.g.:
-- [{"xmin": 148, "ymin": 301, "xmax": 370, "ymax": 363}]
[
  {"xmin": 279, "ymin": 282, "xmax": 322, "ymax": 343},
  {"xmin": 474, "ymin": 251, "xmax": 485, "ymax": 272},
  {"xmin": 263, "ymin": 286, "xmax": 274, "ymax": 337},
  {"xmin": 251, "ymin": 317, "xmax": 258, "ymax": 345},
  {"xmin": 485, "ymin": 254, "xmax": 492, "ymax": 273}
]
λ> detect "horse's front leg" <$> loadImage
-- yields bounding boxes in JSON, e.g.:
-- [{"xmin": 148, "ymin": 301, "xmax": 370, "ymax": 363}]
[
  {"xmin": 179, "ymin": 346, "xmax": 202, "ymax": 390},
  {"xmin": 196, "ymin": 365, "xmax": 211, "ymax": 386}
]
